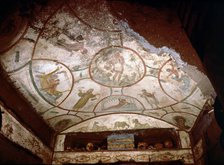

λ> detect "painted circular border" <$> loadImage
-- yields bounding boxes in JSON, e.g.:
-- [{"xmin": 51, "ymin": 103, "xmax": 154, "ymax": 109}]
[{"xmin": 89, "ymin": 45, "xmax": 146, "ymax": 88}]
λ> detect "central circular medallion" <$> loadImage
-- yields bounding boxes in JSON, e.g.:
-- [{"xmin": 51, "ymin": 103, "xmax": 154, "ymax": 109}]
[{"xmin": 90, "ymin": 46, "xmax": 146, "ymax": 87}]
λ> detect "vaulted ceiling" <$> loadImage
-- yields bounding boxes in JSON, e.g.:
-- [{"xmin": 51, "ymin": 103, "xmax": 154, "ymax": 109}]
[{"xmin": 0, "ymin": 0, "xmax": 216, "ymax": 156}]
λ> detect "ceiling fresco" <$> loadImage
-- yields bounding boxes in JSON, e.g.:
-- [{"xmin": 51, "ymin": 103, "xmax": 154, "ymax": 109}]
[{"xmin": 0, "ymin": 0, "xmax": 215, "ymax": 134}]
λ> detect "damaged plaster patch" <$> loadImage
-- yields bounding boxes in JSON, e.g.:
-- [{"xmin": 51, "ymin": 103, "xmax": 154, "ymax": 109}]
[
  {"xmin": 182, "ymin": 65, "xmax": 216, "ymax": 98},
  {"xmin": 118, "ymin": 20, "xmax": 216, "ymax": 98},
  {"xmin": 118, "ymin": 20, "xmax": 187, "ymax": 68}
]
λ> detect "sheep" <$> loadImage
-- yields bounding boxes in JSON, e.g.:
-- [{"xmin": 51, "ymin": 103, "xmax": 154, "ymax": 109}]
[
  {"xmin": 114, "ymin": 121, "xmax": 129, "ymax": 129},
  {"xmin": 91, "ymin": 121, "xmax": 107, "ymax": 131}
]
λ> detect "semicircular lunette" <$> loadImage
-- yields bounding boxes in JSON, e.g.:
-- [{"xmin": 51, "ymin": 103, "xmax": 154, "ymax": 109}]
[
  {"xmin": 48, "ymin": 114, "xmax": 82, "ymax": 132},
  {"xmin": 30, "ymin": 59, "xmax": 73, "ymax": 106},
  {"xmin": 90, "ymin": 46, "xmax": 146, "ymax": 88},
  {"xmin": 61, "ymin": 114, "xmax": 176, "ymax": 133},
  {"xmin": 94, "ymin": 95, "xmax": 145, "ymax": 112},
  {"xmin": 162, "ymin": 113, "xmax": 197, "ymax": 131}
]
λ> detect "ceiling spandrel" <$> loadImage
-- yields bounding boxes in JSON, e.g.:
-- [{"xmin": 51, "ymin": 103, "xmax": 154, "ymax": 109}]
[{"xmin": 0, "ymin": 0, "xmax": 215, "ymax": 133}]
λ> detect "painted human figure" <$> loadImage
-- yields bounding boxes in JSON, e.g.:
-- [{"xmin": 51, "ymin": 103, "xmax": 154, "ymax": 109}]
[
  {"xmin": 140, "ymin": 89, "xmax": 159, "ymax": 108},
  {"xmin": 73, "ymin": 88, "xmax": 98, "ymax": 111},
  {"xmin": 166, "ymin": 63, "xmax": 190, "ymax": 91},
  {"xmin": 107, "ymin": 51, "xmax": 125, "ymax": 82},
  {"xmin": 38, "ymin": 67, "xmax": 62, "ymax": 100},
  {"xmin": 166, "ymin": 63, "xmax": 179, "ymax": 78},
  {"xmin": 173, "ymin": 116, "xmax": 190, "ymax": 130}
]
